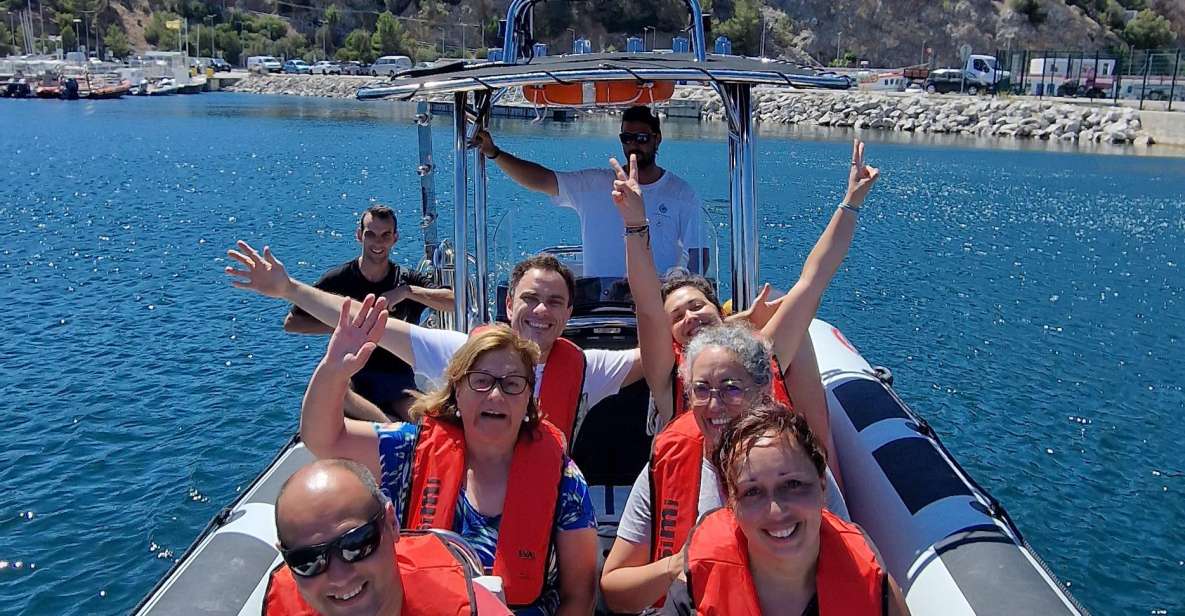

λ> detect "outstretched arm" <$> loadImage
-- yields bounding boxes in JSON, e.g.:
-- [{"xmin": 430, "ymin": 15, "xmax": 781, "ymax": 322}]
[
  {"xmin": 298, "ymin": 294, "xmax": 389, "ymax": 479},
  {"xmin": 611, "ymin": 154, "xmax": 677, "ymax": 421},
  {"xmin": 283, "ymin": 310, "xmax": 335, "ymax": 334},
  {"xmin": 225, "ymin": 241, "xmax": 414, "ymax": 363},
  {"xmin": 380, "ymin": 284, "xmax": 455, "ymax": 313},
  {"xmin": 471, "ymin": 129, "xmax": 559, "ymax": 196},
  {"xmin": 760, "ymin": 139, "xmax": 880, "ymax": 365}
]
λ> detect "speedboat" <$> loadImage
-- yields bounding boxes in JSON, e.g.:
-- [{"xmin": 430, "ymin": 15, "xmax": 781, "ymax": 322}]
[
  {"xmin": 2, "ymin": 74, "xmax": 32, "ymax": 98},
  {"xmin": 147, "ymin": 77, "xmax": 181, "ymax": 96},
  {"xmin": 134, "ymin": 1, "xmax": 1086, "ymax": 613}
]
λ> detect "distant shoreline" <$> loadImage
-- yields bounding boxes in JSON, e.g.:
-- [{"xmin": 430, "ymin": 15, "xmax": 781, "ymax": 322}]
[{"xmin": 223, "ymin": 73, "xmax": 1177, "ymax": 148}]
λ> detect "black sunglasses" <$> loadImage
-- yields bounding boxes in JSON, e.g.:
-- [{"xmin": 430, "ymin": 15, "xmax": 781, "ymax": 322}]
[
  {"xmin": 280, "ymin": 508, "xmax": 385, "ymax": 578},
  {"xmin": 619, "ymin": 131, "xmax": 654, "ymax": 145},
  {"xmin": 464, "ymin": 370, "xmax": 529, "ymax": 396}
]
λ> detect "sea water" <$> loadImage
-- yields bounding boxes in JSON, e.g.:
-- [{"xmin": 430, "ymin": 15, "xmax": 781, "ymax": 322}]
[{"xmin": 0, "ymin": 94, "xmax": 1182, "ymax": 614}]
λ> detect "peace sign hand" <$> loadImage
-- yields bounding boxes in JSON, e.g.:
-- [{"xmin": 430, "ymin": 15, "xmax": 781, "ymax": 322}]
[
  {"xmin": 844, "ymin": 139, "xmax": 881, "ymax": 209},
  {"xmin": 320, "ymin": 294, "xmax": 389, "ymax": 381},
  {"xmin": 610, "ymin": 154, "xmax": 647, "ymax": 227}
]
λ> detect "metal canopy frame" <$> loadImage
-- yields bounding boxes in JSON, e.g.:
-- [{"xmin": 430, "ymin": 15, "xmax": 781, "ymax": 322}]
[
  {"xmin": 356, "ymin": 54, "xmax": 849, "ymax": 101},
  {"xmin": 407, "ymin": 0, "xmax": 827, "ymax": 331}
]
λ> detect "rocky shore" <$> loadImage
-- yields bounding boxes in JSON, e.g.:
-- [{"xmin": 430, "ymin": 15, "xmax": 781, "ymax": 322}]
[
  {"xmin": 694, "ymin": 88, "xmax": 1151, "ymax": 145},
  {"xmin": 226, "ymin": 73, "xmax": 1154, "ymax": 146}
]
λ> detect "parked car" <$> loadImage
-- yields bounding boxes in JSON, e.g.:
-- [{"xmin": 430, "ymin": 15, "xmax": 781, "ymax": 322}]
[
  {"xmin": 247, "ymin": 55, "xmax": 282, "ymax": 73},
  {"xmin": 924, "ymin": 69, "xmax": 963, "ymax": 94},
  {"xmin": 282, "ymin": 59, "xmax": 311, "ymax": 74},
  {"xmin": 311, "ymin": 60, "xmax": 341, "ymax": 75},
  {"xmin": 335, "ymin": 61, "xmax": 363, "ymax": 75},
  {"xmin": 209, "ymin": 58, "xmax": 232, "ymax": 72},
  {"xmin": 371, "ymin": 55, "xmax": 412, "ymax": 76},
  {"xmin": 1055, "ymin": 80, "xmax": 1107, "ymax": 98}
]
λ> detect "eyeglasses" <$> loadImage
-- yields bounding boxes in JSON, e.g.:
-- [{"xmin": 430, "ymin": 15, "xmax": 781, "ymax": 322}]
[
  {"xmin": 688, "ymin": 380, "xmax": 749, "ymax": 407},
  {"xmin": 280, "ymin": 508, "xmax": 385, "ymax": 578},
  {"xmin": 464, "ymin": 371, "xmax": 529, "ymax": 396},
  {"xmin": 619, "ymin": 131, "xmax": 654, "ymax": 145}
]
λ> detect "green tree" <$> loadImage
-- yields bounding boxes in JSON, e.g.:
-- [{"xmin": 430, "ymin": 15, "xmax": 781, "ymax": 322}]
[
  {"xmin": 1123, "ymin": 9, "xmax": 1175, "ymax": 48},
  {"xmin": 371, "ymin": 11, "xmax": 408, "ymax": 56},
  {"xmin": 339, "ymin": 28, "xmax": 375, "ymax": 63},
  {"xmin": 104, "ymin": 24, "xmax": 130, "ymax": 59},
  {"xmin": 56, "ymin": 14, "xmax": 78, "ymax": 52},
  {"xmin": 323, "ymin": 4, "xmax": 341, "ymax": 40},
  {"xmin": 0, "ymin": 22, "xmax": 13, "ymax": 56},
  {"xmin": 243, "ymin": 14, "xmax": 287, "ymax": 40},
  {"xmin": 144, "ymin": 12, "xmax": 182, "ymax": 49},
  {"xmin": 274, "ymin": 32, "xmax": 308, "ymax": 59},
  {"xmin": 242, "ymin": 31, "xmax": 272, "ymax": 58},
  {"xmin": 215, "ymin": 25, "xmax": 243, "ymax": 64},
  {"xmin": 828, "ymin": 50, "xmax": 857, "ymax": 67},
  {"xmin": 1006, "ymin": 0, "xmax": 1047, "ymax": 24},
  {"xmin": 716, "ymin": 0, "xmax": 762, "ymax": 55},
  {"xmin": 1103, "ymin": 0, "xmax": 1127, "ymax": 29}
]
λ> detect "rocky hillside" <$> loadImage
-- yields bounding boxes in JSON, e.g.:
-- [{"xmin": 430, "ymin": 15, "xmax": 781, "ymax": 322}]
[
  {"xmin": 772, "ymin": 0, "xmax": 1127, "ymax": 67},
  {"xmin": 3, "ymin": 0, "xmax": 1178, "ymax": 67}
]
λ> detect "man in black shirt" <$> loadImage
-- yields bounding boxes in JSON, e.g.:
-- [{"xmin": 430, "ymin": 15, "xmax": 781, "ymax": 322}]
[{"xmin": 284, "ymin": 205, "xmax": 454, "ymax": 420}]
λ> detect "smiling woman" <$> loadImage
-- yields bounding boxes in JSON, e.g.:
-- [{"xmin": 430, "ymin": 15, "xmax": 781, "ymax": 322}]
[
  {"xmin": 295, "ymin": 298, "xmax": 599, "ymax": 615},
  {"xmin": 664, "ymin": 404, "xmax": 910, "ymax": 616}
]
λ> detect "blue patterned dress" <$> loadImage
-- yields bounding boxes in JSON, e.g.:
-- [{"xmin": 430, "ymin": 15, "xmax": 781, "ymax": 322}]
[{"xmin": 376, "ymin": 422, "xmax": 596, "ymax": 615}]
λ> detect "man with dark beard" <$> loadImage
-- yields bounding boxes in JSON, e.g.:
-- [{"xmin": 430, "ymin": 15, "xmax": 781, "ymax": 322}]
[
  {"xmin": 471, "ymin": 106, "xmax": 705, "ymax": 278},
  {"xmin": 284, "ymin": 205, "xmax": 454, "ymax": 421}
]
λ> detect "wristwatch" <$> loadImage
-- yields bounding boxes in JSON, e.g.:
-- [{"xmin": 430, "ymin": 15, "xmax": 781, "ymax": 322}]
[{"xmin": 485, "ymin": 147, "xmax": 502, "ymax": 160}]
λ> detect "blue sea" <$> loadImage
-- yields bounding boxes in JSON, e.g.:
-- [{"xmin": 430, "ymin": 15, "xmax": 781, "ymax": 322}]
[{"xmin": 0, "ymin": 94, "xmax": 1182, "ymax": 615}]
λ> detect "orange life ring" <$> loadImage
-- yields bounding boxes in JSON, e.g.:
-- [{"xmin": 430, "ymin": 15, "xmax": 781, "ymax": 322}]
[{"xmin": 522, "ymin": 80, "xmax": 675, "ymax": 107}]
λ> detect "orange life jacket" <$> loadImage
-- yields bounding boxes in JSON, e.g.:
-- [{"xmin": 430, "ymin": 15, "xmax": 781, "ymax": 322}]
[
  {"xmin": 686, "ymin": 508, "xmax": 884, "ymax": 616},
  {"xmin": 648, "ymin": 412, "xmax": 704, "ymax": 564},
  {"xmin": 406, "ymin": 418, "xmax": 565, "ymax": 607},
  {"xmin": 522, "ymin": 80, "xmax": 675, "ymax": 107},
  {"xmin": 670, "ymin": 342, "xmax": 792, "ymax": 418},
  {"xmin": 263, "ymin": 532, "xmax": 476, "ymax": 616},
  {"xmin": 471, "ymin": 325, "xmax": 587, "ymax": 441}
]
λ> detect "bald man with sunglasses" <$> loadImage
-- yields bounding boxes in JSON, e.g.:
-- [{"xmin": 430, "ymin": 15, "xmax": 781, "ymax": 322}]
[
  {"xmin": 265, "ymin": 458, "xmax": 512, "ymax": 616},
  {"xmin": 471, "ymin": 105, "xmax": 706, "ymax": 278}
]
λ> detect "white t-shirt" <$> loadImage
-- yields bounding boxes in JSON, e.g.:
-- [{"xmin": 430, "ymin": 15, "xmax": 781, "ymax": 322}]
[
  {"xmin": 552, "ymin": 168, "xmax": 704, "ymax": 278},
  {"xmin": 409, "ymin": 325, "xmax": 637, "ymax": 426}
]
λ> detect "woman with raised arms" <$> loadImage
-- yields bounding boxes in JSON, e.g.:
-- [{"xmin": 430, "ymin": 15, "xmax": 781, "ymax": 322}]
[{"xmin": 600, "ymin": 140, "xmax": 880, "ymax": 612}]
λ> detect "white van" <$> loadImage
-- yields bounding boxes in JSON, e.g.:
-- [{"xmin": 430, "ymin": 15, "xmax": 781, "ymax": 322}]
[
  {"xmin": 371, "ymin": 55, "xmax": 412, "ymax": 76},
  {"xmin": 247, "ymin": 56, "xmax": 282, "ymax": 73}
]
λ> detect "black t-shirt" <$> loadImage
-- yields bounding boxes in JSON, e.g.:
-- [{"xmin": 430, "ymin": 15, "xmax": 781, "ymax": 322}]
[{"xmin": 290, "ymin": 259, "xmax": 436, "ymax": 376}]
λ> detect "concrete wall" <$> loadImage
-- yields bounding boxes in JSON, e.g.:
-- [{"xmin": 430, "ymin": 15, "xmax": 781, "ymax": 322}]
[{"xmin": 1139, "ymin": 111, "xmax": 1185, "ymax": 145}]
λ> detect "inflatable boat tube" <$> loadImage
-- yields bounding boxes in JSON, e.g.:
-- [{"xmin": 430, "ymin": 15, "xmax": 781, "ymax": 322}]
[{"xmin": 810, "ymin": 319, "xmax": 1086, "ymax": 615}]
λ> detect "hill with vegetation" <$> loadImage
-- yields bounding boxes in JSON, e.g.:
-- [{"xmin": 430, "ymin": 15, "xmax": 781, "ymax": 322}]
[{"xmin": 0, "ymin": 0, "xmax": 1179, "ymax": 67}]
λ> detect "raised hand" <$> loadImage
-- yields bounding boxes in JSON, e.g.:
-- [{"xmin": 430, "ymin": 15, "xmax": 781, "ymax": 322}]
[
  {"xmin": 728, "ymin": 283, "xmax": 786, "ymax": 330},
  {"xmin": 321, "ymin": 294, "xmax": 389, "ymax": 380},
  {"xmin": 469, "ymin": 128, "xmax": 497, "ymax": 158},
  {"xmin": 225, "ymin": 240, "xmax": 293, "ymax": 298},
  {"xmin": 610, "ymin": 154, "xmax": 646, "ymax": 226},
  {"xmin": 844, "ymin": 139, "xmax": 881, "ymax": 209}
]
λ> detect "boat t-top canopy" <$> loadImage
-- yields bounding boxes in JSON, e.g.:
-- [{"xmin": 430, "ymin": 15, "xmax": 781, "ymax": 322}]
[
  {"xmin": 355, "ymin": 0, "xmax": 850, "ymax": 331},
  {"xmin": 356, "ymin": 53, "xmax": 850, "ymax": 101}
]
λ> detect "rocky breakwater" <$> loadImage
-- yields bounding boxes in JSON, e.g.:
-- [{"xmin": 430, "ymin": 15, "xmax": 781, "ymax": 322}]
[
  {"xmin": 225, "ymin": 73, "xmax": 385, "ymax": 99},
  {"xmin": 692, "ymin": 88, "xmax": 1152, "ymax": 145}
]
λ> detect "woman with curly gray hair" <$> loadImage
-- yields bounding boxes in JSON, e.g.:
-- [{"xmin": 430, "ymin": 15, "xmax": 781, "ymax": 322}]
[{"xmin": 600, "ymin": 140, "xmax": 878, "ymax": 612}]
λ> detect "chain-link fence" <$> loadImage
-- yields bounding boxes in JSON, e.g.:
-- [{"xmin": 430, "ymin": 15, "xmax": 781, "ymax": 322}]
[{"xmin": 991, "ymin": 48, "xmax": 1184, "ymax": 110}]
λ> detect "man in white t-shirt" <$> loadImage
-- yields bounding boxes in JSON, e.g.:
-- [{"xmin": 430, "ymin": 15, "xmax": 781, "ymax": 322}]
[
  {"xmin": 470, "ymin": 105, "xmax": 706, "ymax": 278},
  {"xmin": 225, "ymin": 242, "xmax": 645, "ymax": 437}
]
